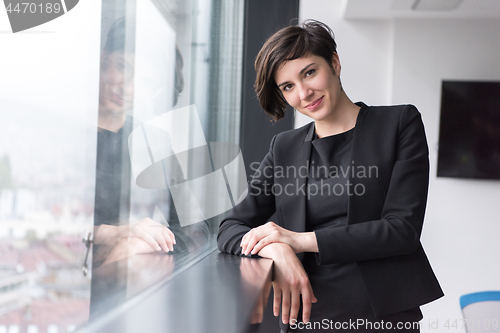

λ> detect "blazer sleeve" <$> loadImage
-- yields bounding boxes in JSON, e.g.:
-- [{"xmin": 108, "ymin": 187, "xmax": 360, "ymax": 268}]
[
  {"xmin": 314, "ymin": 105, "xmax": 430, "ymax": 265},
  {"xmin": 217, "ymin": 135, "xmax": 278, "ymax": 256}
]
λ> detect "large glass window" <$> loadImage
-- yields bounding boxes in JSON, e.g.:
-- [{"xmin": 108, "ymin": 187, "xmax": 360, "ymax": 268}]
[{"xmin": 0, "ymin": 0, "xmax": 244, "ymax": 331}]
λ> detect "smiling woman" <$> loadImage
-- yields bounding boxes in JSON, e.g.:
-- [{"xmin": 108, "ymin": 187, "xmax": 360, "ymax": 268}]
[
  {"xmin": 274, "ymin": 54, "xmax": 356, "ymax": 138},
  {"xmin": 218, "ymin": 20, "xmax": 444, "ymax": 333},
  {"xmin": 97, "ymin": 17, "xmax": 136, "ymax": 132}
]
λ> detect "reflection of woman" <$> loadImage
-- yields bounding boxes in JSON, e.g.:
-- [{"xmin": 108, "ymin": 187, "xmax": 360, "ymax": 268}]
[
  {"xmin": 93, "ymin": 17, "xmax": 181, "ymax": 261},
  {"xmin": 218, "ymin": 21, "xmax": 443, "ymax": 332}
]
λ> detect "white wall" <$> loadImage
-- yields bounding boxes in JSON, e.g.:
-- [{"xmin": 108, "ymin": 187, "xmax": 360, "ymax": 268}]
[
  {"xmin": 300, "ymin": 1, "xmax": 500, "ymax": 331},
  {"xmin": 393, "ymin": 18, "xmax": 500, "ymax": 331}
]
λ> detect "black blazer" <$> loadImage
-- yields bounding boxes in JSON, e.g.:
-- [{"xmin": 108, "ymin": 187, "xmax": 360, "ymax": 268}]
[{"xmin": 217, "ymin": 102, "xmax": 444, "ymax": 317}]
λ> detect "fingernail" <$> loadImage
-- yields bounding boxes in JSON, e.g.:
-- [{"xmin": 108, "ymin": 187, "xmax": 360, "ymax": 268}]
[{"xmin": 274, "ymin": 311, "xmax": 278, "ymax": 316}]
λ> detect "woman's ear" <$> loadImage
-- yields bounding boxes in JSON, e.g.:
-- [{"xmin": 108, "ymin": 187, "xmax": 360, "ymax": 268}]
[{"xmin": 331, "ymin": 52, "xmax": 341, "ymax": 76}]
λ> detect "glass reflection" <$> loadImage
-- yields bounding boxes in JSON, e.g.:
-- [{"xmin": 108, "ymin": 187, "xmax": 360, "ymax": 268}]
[
  {"xmin": 93, "ymin": 16, "xmax": 178, "ymax": 263},
  {"xmin": 90, "ymin": 13, "xmax": 187, "ymax": 316},
  {"xmin": 90, "ymin": 0, "xmax": 245, "ymax": 320}
]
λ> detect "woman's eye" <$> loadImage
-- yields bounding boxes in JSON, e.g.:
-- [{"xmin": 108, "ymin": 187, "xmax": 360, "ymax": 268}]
[
  {"xmin": 305, "ymin": 69, "xmax": 315, "ymax": 77},
  {"xmin": 116, "ymin": 62, "xmax": 125, "ymax": 71},
  {"xmin": 283, "ymin": 84, "xmax": 293, "ymax": 91}
]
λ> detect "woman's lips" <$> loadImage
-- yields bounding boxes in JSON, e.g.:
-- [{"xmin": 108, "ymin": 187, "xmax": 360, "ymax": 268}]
[
  {"xmin": 305, "ymin": 96, "xmax": 323, "ymax": 110},
  {"xmin": 109, "ymin": 90, "xmax": 127, "ymax": 106}
]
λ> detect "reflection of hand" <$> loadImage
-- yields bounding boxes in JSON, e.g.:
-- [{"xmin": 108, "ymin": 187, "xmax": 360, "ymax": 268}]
[
  {"xmin": 94, "ymin": 218, "xmax": 176, "ymax": 253},
  {"xmin": 126, "ymin": 218, "xmax": 176, "ymax": 253},
  {"xmin": 240, "ymin": 258, "xmax": 272, "ymax": 324},
  {"xmin": 249, "ymin": 285, "xmax": 269, "ymax": 324},
  {"xmin": 240, "ymin": 222, "xmax": 317, "ymax": 255},
  {"xmin": 103, "ymin": 237, "xmax": 159, "ymax": 265},
  {"xmin": 257, "ymin": 243, "xmax": 317, "ymax": 325}
]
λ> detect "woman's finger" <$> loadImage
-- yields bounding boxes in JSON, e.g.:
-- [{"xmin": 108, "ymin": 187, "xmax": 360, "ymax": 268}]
[
  {"xmin": 281, "ymin": 290, "xmax": 291, "ymax": 325},
  {"xmin": 241, "ymin": 223, "xmax": 278, "ymax": 254},
  {"xmin": 161, "ymin": 227, "xmax": 175, "ymax": 250},
  {"xmin": 301, "ymin": 291, "xmax": 312, "ymax": 323},
  {"xmin": 289, "ymin": 289, "xmax": 301, "ymax": 326},
  {"xmin": 250, "ymin": 235, "xmax": 273, "ymax": 255},
  {"xmin": 273, "ymin": 284, "xmax": 282, "ymax": 317},
  {"xmin": 240, "ymin": 230, "xmax": 254, "ymax": 253},
  {"xmin": 247, "ymin": 233, "xmax": 266, "ymax": 255},
  {"xmin": 132, "ymin": 227, "xmax": 161, "ymax": 251},
  {"xmin": 310, "ymin": 286, "xmax": 317, "ymax": 303},
  {"xmin": 244, "ymin": 227, "xmax": 272, "ymax": 255},
  {"xmin": 243, "ymin": 233, "xmax": 259, "ymax": 255},
  {"xmin": 166, "ymin": 228, "xmax": 176, "ymax": 245},
  {"xmin": 152, "ymin": 229, "xmax": 170, "ymax": 252},
  {"xmin": 301, "ymin": 283, "xmax": 317, "ymax": 323}
]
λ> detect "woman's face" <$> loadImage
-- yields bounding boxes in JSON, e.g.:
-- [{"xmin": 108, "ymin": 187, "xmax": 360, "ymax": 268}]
[
  {"xmin": 99, "ymin": 51, "xmax": 135, "ymax": 114},
  {"xmin": 274, "ymin": 53, "xmax": 341, "ymax": 122}
]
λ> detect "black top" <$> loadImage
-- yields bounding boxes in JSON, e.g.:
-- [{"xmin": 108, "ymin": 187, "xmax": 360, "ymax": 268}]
[
  {"xmin": 94, "ymin": 117, "xmax": 134, "ymax": 226},
  {"xmin": 302, "ymin": 126, "xmax": 376, "ymax": 324},
  {"xmin": 306, "ymin": 127, "xmax": 354, "ymax": 230}
]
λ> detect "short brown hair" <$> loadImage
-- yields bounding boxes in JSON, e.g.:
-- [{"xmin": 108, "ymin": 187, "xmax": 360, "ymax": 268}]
[{"xmin": 254, "ymin": 20, "xmax": 338, "ymax": 121}]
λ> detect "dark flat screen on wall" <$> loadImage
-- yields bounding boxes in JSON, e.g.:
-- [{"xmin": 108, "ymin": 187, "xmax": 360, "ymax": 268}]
[{"xmin": 437, "ymin": 81, "xmax": 500, "ymax": 180}]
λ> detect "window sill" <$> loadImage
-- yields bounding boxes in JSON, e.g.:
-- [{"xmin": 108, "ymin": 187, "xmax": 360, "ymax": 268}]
[{"xmin": 80, "ymin": 250, "xmax": 273, "ymax": 333}]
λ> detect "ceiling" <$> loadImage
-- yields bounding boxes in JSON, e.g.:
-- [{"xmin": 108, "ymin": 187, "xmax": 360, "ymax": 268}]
[{"xmin": 344, "ymin": 0, "xmax": 500, "ymax": 19}]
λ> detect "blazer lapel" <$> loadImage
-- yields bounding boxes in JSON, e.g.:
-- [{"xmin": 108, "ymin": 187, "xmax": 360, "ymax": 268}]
[
  {"xmin": 293, "ymin": 127, "xmax": 314, "ymax": 232},
  {"xmin": 277, "ymin": 122, "xmax": 313, "ymax": 233},
  {"xmin": 348, "ymin": 102, "xmax": 370, "ymax": 225}
]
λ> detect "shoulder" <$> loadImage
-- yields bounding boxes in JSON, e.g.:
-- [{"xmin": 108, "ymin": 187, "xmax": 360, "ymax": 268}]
[
  {"xmin": 363, "ymin": 103, "xmax": 420, "ymax": 118},
  {"xmin": 277, "ymin": 121, "xmax": 312, "ymax": 138},
  {"xmin": 360, "ymin": 103, "xmax": 422, "ymax": 130},
  {"xmin": 272, "ymin": 121, "xmax": 313, "ymax": 147}
]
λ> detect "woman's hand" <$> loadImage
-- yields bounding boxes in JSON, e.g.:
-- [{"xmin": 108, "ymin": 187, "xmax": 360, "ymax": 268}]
[
  {"xmin": 95, "ymin": 218, "xmax": 176, "ymax": 252},
  {"xmin": 102, "ymin": 236, "xmax": 159, "ymax": 265},
  {"xmin": 257, "ymin": 243, "xmax": 317, "ymax": 325},
  {"xmin": 125, "ymin": 218, "xmax": 176, "ymax": 252},
  {"xmin": 240, "ymin": 221, "xmax": 318, "ymax": 255}
]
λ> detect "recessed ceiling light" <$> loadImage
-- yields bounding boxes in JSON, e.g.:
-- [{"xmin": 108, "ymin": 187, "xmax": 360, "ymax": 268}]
[{"xmin": 412, "ymin": 0, "xmax": 463, "ymax": 11}]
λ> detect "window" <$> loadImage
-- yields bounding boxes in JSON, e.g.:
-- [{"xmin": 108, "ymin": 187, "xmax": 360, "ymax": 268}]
[{"xmin": 0, "ymin": 0, "xmax": 244, "ymax": 330}]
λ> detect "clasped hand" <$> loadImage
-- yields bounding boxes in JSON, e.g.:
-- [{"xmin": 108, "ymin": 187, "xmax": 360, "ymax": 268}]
[
  {"xmin": 240, "ymin": 221, "xmax": 301, "ymax": 255},
  {"xmin": 240, "ymin": 222, "xmax": 318, "ymax": 325}
]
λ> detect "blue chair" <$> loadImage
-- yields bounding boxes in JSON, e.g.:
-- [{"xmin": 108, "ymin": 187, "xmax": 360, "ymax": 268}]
[{"xmin": 460, "ymin": 291, "xmax": 500, "ymax": 333}]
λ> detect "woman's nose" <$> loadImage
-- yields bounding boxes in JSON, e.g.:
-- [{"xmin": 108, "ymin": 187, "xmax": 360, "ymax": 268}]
[{"xmin": 298, "ymin": 83, "xmax": 313, "ymax": 101}]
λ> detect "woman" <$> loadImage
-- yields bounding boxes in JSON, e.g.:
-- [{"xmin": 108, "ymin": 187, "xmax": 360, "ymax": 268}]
[
  {"xmin": 93, "ymin": 17, "xmax": 177, "ymax": 261},
  {"xmin": 217, "ymin": 20, "xmax": 443, "ymax": 332}
]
